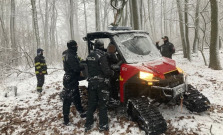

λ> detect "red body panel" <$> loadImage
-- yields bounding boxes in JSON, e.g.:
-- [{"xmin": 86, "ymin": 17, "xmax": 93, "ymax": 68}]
[{"xmin": 119, "ymin": 57, "xmax": 176, "ymax": 102}]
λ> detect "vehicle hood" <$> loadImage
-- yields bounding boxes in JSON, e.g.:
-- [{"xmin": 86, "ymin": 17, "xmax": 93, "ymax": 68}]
[{"xmin": 126, "ymin": 57, "xmax": 177, "ymax": 78}]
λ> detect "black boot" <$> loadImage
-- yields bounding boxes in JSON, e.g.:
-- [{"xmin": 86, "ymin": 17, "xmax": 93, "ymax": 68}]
[
  {"xmin": 85, "ymin": 124, "xmax": 93, "ymax": 132},
  {"xmin": 99, "ymin": 124, "xmax": 109, "ymax": 132},
  {"xmin": 63, "ymin": 115, "xmax": 69, "ymax": 125},
  {"xmin": 80, "ymin": 111, "xmax": 87, "ymax": 118}
]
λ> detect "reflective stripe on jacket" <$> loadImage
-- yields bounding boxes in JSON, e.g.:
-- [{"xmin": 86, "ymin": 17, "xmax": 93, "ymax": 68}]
[{"xmin": 34, "ymin": 55, "xmax": 47, "ymax": 75}]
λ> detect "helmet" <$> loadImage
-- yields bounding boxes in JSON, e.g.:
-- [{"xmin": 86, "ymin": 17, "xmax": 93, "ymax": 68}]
[
  {"xmin": 94, "ymin": 39, "xmax": 104, "ymax": 49},
  {"xmin": 37, "ymin": 48, "xmax": 44, "ymax": 56},
  {"xmin": 67, "ymin": 40, "xmax": 77, "ymax": 50}
]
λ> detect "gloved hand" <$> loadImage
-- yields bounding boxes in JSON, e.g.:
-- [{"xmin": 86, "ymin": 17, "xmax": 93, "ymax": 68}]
[
  {"xmin": 111, "ymin": 70, "xmax": 115, "ymax": 77},
  {"xmin": 111, "ymin": 64, "xmax": 120, "ymax": 70}
]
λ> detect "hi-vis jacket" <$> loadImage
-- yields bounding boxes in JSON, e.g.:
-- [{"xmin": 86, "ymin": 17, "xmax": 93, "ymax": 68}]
[{"xmin": 34, "ymin": 55, "xmax": 47, "ymax": 75}]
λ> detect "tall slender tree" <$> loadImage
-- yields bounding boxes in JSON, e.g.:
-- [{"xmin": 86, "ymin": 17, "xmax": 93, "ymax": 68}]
[
  {"xmin": 193, "ymin": 0, "xmax": 200, "ymax": 53},
  {"xmin": 209, "ymin": 0, "xmax": 222, "ymax": 70},
  {"xmin": 95, "ymin": 0, "xmax": 100, "ymax": 31},
  {"xmin": 70, "ymin": 0, "xmax": 75, "ymax": 39},
  {"xmin": 31, "ymin": 0, "xmax": 40, "ymax": 49},
  {"xmin": 176, "ymin": 0, "xmax": 187, "ymax": 58},
  {"xmin": 10, "ymin": 0, "xmax": 17, "ymax": 64},
  {"xmin": 131, "ymin": 0, "xmax": 140, "ymax": 30},
  {"xmin": 184, "ymin": 0, "xmax": 191, "ymax": 61},
  {"xmin": 44, "ymin": 0, "xmax": 49, "ymax": 55}
]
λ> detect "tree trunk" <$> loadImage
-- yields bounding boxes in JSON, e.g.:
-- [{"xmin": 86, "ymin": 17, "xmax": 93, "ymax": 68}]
[
  {"xmin": 209, "ymin": 0, "xmax": 222, "ymax": 70},
  {"xmin": 140, "ymin": 0, "xmax": 143, "ymax": 29},
  {"xmin": 95, "ymin": 0, "xmax": 100, "ymax": 31},
  {"xmin": 103, "ymin": 0, "xmax": 108, "ymax": 30},
  {"xmin": 131, "ymin": 0, "xmax": 140, "ymax": 30},
  {"xmin": 0, "ymin": 16, "xmax": 9, "ymax": 47},
  {"xmin": 70, "ymin": 0, "xmax": 74, "ymax": 39},
  {"xmin": 74, "ymin": 0, "xmax": 80, "ymax": 42},
  {"xmin": 184, "ymin": 0, "xmax": 191, "ymax": 61},
  {"xmin": 161, "ymin": 0, "xmax": 163, "ymax": 35},
  {"xmin": 44, "ymin": 0, "xmax": 49, "ymax": 55},
  {"xmin": 10, "ymin": 0, "xmax": 17, "ymax": 65},
  {"xmin": 83, "ymin": 0, "xmax": 88, "ymax": 34},
  {"xmin": 193, "ymin": 0, "xmax": 200, "ymax": 53},
  {"xmin": 31, "ymin": 0, "xmax": 40, "ymax": 49},
  {"xmin": 176, "ymin": 0, "xmax": 187, "ymax": 58}
]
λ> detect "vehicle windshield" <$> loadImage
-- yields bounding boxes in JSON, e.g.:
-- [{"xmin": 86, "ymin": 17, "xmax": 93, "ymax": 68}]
[{"xmin": 113, "ymin": 33, "xmax": 161, "ymax": 63}]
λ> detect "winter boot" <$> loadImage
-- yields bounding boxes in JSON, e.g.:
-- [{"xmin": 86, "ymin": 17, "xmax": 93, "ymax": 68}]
[
  {"xmin": 99, "ymin": 124, "xmax": 109, "ymax": 132},
  {"xmin": 63, "ymin": 115, "xmax": 69, "ymax": 125},
  {"xmin": 85, "ymin": 124, "xmax": 93, "ymax": 132},
  {"xmin": 37, "ymin": 87, "xmax": 42, "ymax": 93},
  {"xmin": 80, "ymin": 111, "xmax": 87, "ymax": 118}
]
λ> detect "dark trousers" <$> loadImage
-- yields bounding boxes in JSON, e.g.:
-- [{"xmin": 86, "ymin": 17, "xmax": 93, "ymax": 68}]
[
  {"xmin": 109, "ymin": 76, "xmax": 119, "ymax": 100},
  {"xmin": 36, "ymin": 75, "xmax": 45, "ymax": 91},
  {"xmin": 63, "ymin": 74, "xmax": 83, "ymax": 118},
  {"xmin": 85, "ymin": 81, "xmax": 109, "ymax": 128}
]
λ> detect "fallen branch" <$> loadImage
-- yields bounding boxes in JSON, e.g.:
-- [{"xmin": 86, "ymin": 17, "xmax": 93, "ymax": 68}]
[{"xmin": 210, "ymin": 125, "xmax": 214, "ymax": 135}]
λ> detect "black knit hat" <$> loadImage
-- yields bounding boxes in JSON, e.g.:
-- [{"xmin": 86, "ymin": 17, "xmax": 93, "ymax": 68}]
[
  {"xmin": 94, "ymin": 39, "xmax": 104, "ymax": 49},
  {"xmin": 162, "ymin": 36, "xmax": 169, "ymax": 40},
  {"xmin": 67, "ymin": 40, "xmax": 77, "ymax": 48},
  {"xmin": 37, "ymin": 48, "xmax": 44, "ymax": 55}
]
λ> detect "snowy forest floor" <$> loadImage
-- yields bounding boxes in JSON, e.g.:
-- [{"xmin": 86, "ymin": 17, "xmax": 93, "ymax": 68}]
[{"xmin": 0, "ymin": 50, "xmax": 223, "ymax": 135}]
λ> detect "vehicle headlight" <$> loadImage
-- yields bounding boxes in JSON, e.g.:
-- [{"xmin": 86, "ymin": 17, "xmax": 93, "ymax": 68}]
[
  {"xmin": 177, "ymin": 67, "xmax": 184, "ymax": 74},
  {"xmin": 139, "ymin": 71, "xmax": 158, "ymax": 83}
]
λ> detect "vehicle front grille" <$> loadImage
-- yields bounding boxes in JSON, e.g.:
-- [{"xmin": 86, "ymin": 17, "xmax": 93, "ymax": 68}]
[
  {"xmin": 157, "ymin": 74, "xmax": 184, "ymax": 88},
  {"xmin": 164, "ymin": 70, "xmax": 179, "ymax": 79}
]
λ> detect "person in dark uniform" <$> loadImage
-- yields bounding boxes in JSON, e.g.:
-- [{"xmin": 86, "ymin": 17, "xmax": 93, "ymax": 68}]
[
  {"xmin": 107, "ymin": 43, "xmax": 120, "ymax": 103},
  {"xmin": 62, "ymin": 40, "xmax": 86, "ymax": 125},
  {"xmin": 156, "ymin": 36, "xmax": 175, "ymax": 59},
  {"xmin": 85, "ymin": 40, "xmax": 114, "ymax": 132},
  {"xmin": 35, "ymin": 48, "xmax": 47, "ymax": 93}
]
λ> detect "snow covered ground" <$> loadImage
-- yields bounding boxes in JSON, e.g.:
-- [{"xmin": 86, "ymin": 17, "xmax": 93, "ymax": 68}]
[{"xmin": 0, "ymin": 50, "xmax": 223, "ymax": 135}]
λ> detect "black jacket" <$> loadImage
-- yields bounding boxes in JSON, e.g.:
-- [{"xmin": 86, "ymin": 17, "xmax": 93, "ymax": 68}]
[
  {"xmin": 62, "ymin": 49, "xmax": 83, "ymax": 76},
  {"xmin": 86, "ymin": 49, "xmax": 113, "ymax": 78},
  {"xmin": 35, "ymin": 55, "xmax": 47, "ymax": 75},
  {"xmin": 156, "ymin": 41, "xmax": 175, "ymax": 59}
]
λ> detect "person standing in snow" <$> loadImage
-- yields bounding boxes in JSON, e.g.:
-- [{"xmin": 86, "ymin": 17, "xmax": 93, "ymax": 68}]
[
  {"xmin": 107, "ymin": 42, "xmax": 120, "ymax": 104},
  {"xmin": 62, "ymin": 40, "xmax": 86, "ymax": 125},
  {"xmin": 34, "ymin": 48, "xmax": 47, "ymax": 93},
  {"xmin": 156, "ymin": 36, "xmax": 175, "ymax": 59},
  {"xmin": 85, "ymin": 40, "xmax": 114, "ymax": 132}
]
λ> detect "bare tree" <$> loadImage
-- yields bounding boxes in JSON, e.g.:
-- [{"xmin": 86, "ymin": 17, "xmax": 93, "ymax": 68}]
[
  {"xmin": 31, "ymin": 0, "xmax": 40, "ymax": 49},
  {"xmin": 10, "ymin": 0, "xmax": 17, "ymax": 65},
  {"xmin": 209, "ymin": 0, "xmax": 222, "ymax": 70},
  {"xmin": 83, "ymin": 0, "xmax": 88, "ymax": 34},
  {"xmin": 176, "ymin": 0, "xmax": 187, "ymax": 58},
  {"xmin": 193, "ymin": 0, "xmax": 200, "ymax": 53},
  {"xmin": 95, "ymin": 0, "xmax": 101, "ymax": 31},
  {"xmin": 44, "ymin": 0, "xmax": 49, "ymax": 55},
  {"xmin": 70, "ymin": 0, "xmax": 75, "ymax": 39},
  {"xmin": 184, "ymin": 0, "xmax": 191, "ymax": 61},
  {"xmin": 131, "ymin": 0, "xmax": 140, "ymax": 30}
]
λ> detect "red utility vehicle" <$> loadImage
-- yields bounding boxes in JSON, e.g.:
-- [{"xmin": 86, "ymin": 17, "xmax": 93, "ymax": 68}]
[{"xmin": 82, "ymin": 27, "xmax": 210, "ymax": 135}]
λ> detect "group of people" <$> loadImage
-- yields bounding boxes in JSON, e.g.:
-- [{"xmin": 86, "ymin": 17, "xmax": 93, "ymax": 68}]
[
  {"xmin": 34, "ymin": 36, "xmax": 175, "ymax": 133},
  {"xmin": 61, "ymin": 39, "xmax": 120, "ymax": 132}
]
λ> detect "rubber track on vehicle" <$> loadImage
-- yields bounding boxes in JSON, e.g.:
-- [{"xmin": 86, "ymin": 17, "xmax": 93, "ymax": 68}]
[
  {"xmin": 183, "ymin": 84, "xmax": 210, "ymax": 113},
  {"xmin": 128, "ymin": 98, "xmax": 167, "ymax": 135}
]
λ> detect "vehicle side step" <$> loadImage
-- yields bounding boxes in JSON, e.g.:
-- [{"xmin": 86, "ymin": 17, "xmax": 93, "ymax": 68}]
[{"xmin": 127, "ymin": 98, "xmax": 167, "ymax": 135}]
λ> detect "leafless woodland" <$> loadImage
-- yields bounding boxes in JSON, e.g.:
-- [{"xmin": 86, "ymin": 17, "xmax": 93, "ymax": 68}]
[{"xmin": 0, "ymin": 0, "xmax": 222, "ymax": 80}]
